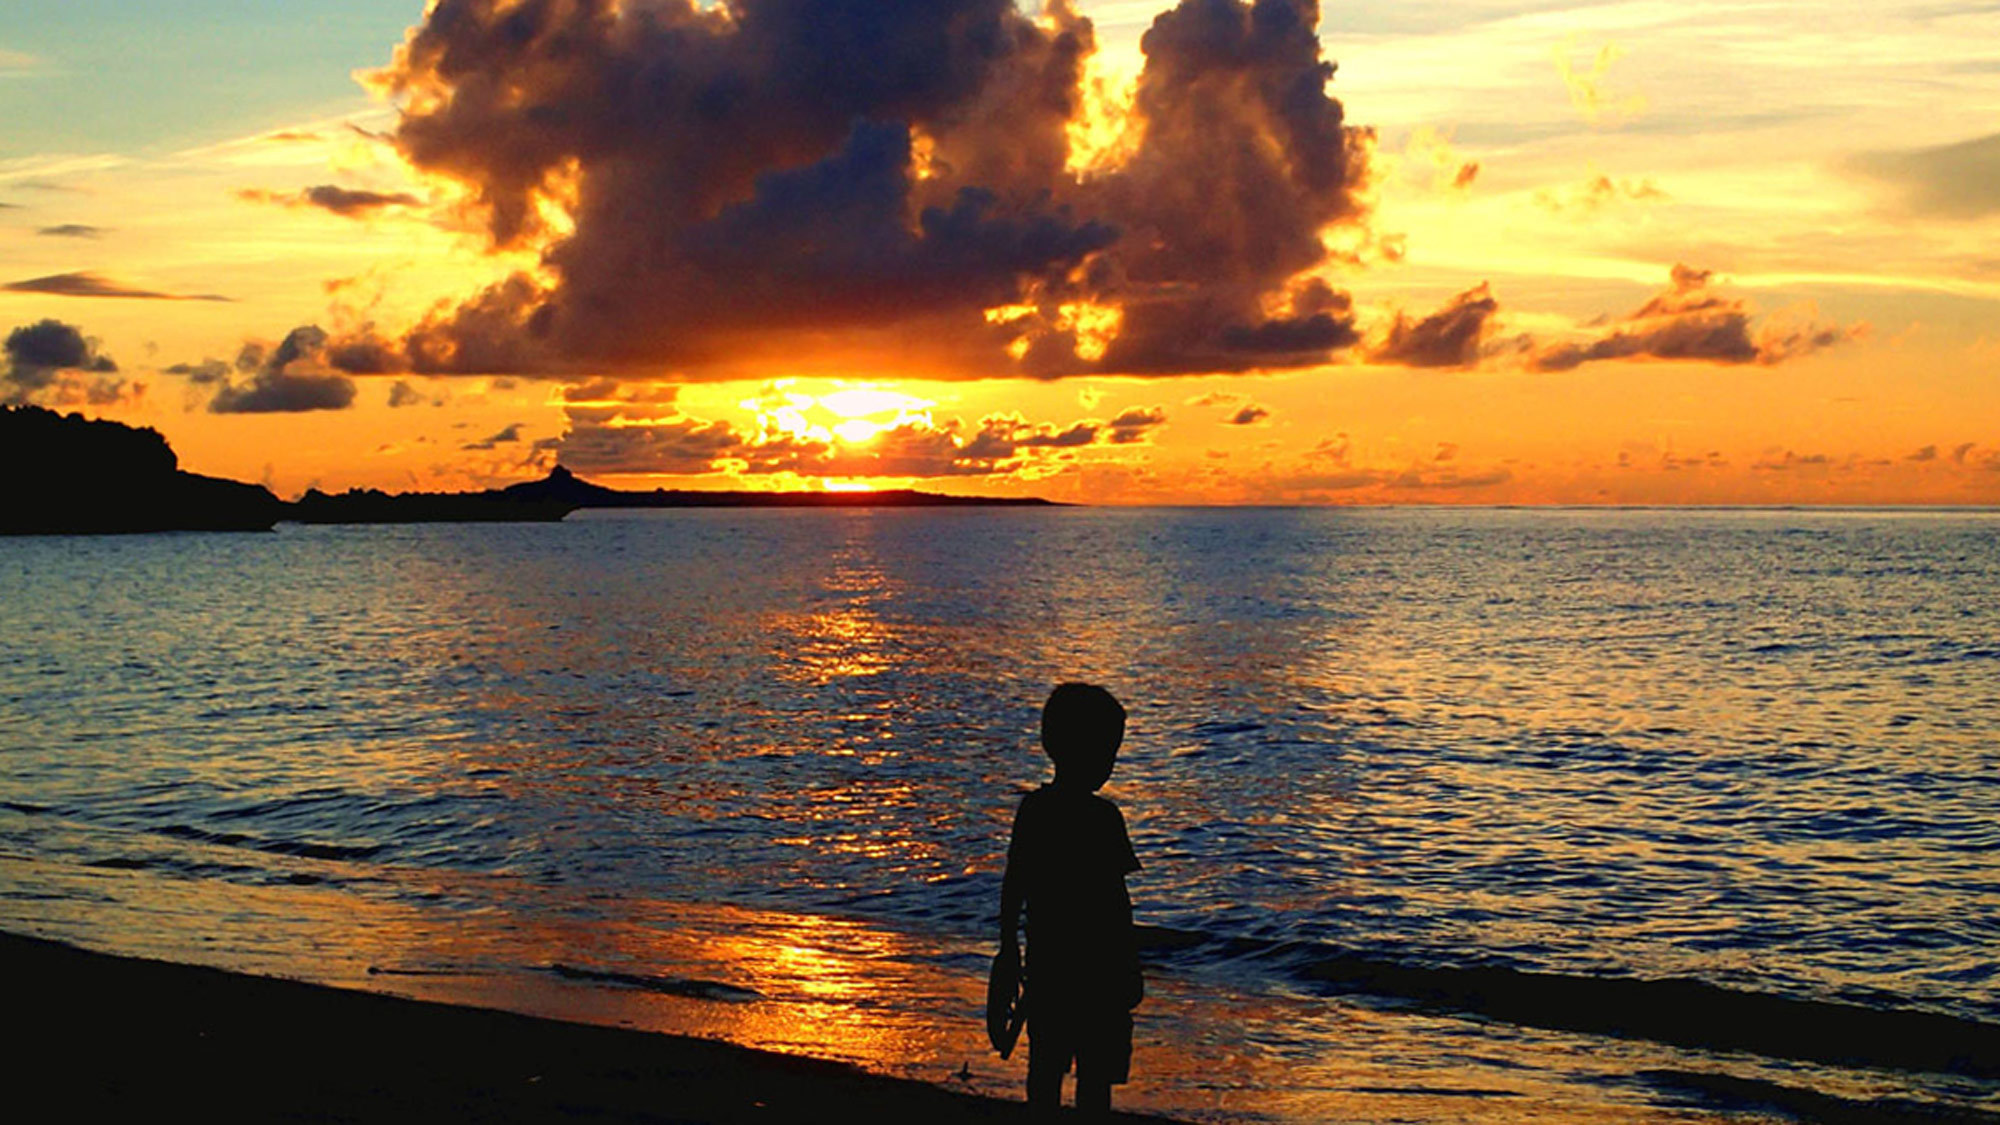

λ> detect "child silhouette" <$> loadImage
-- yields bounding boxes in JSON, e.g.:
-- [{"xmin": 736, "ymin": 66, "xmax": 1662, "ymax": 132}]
[{"xmin": 994, "ymin": 683, "xmax": 1142, "ymax": 1116}]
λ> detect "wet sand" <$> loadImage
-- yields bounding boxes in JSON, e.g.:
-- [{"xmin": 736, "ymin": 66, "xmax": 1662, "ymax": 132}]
[{"xmin": 5, "ymin": 931, "xmax": 1174, "ymax": 1123}]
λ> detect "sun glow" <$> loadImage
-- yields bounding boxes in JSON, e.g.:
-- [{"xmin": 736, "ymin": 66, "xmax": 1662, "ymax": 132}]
[
  {"xmin": 1066, "ymin": 51, "xmax": 1141, "ymax": 180},
  {"xmin": 738, "ymin": 382, "xmax": 936, "ymax": 446}
]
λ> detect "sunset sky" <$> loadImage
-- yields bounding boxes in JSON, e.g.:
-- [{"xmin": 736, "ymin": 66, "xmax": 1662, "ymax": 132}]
[{"xmin": 3, "ymin": 0, "xmax": 1996, "ymax": 504}]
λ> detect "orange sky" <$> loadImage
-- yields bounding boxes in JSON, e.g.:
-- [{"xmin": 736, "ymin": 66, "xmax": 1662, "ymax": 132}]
[{"xmin": 2, "ymin": 0, "xmax": 1996, "ymax": 504}]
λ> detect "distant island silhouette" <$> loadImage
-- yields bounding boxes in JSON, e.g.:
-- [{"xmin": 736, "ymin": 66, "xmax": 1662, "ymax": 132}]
[
  {"xmin": 295, "ymin": 465, "xmax": 1061, "ymax": 522},
  {"xmin": 3, "ymin": 406, "xmax": 1062, "ymax": 535}
]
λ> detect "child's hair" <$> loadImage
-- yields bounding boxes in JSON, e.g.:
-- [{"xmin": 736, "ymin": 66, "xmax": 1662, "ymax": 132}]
[{"xmin": 1041, "ymin": 683, "xmax": 1126, "ymax": 776}]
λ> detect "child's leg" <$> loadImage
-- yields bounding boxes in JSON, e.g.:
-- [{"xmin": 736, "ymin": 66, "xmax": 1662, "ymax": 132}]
[
  {"xmin": 1076, "ymin": 1075, "xmax": 1112, "ymax": 1115},
  {"xmin": 1027, "ymin": 1067, "xmax": 1063, "ymax": 1115},
  {"xmin": 1027, "ymin": 1048, "xmax": 1065, "ymax": 1114}
]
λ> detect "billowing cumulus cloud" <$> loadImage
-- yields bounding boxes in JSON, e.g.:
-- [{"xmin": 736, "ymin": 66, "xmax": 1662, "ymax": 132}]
[
  {"xmin": 203, "ymin": 327, "xmax": 359, "ymax": 413},
  {"xmin": 331, "ymin": 0, "xmax": 1371, "ymax": 379},
  {"xmin": 3, "ymin": 272, "xmax": 230, "ymax": 302},
  {"xmin": 3, "ymin": 319, "xmax": 122, "ymax": 405},
  {"xmin": 1529, "ymin": 265, "xmax": 1860, "ymax": 371}
]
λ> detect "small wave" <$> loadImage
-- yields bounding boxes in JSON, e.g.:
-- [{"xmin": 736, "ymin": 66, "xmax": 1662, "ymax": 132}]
[
  {"xmin": 1349, "ymin": 1086, "xmax": 1522, "ymax": 1100},
  {"xmin": 1639, "ymin": 1069, "xmax": 2000, "ymax": 1125},
  {"xmin": 1135, "ymin": 926, "xmax": 2000, "ymax": 1080},
  {"xmin": 152, "ymin": 823, "xmax": 382, "ymax": 862},
  {"xmin": 83, "ymin": 856, "xmax": 151, "ymax": 870},
  {"xmin": 547, "ymin": 962, "xmax": 762, "ymax": 1002}
]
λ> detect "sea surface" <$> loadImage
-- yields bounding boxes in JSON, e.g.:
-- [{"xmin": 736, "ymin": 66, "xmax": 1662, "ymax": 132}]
[{"xmin": 3, "ymin": 507, "xmax": 1997, "ymax": 1123}]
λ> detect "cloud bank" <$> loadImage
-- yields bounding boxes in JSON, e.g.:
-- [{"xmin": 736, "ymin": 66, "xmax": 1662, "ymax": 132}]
[{"xmin": 331, "ymin": 0, "xmax": 1372, "ymax": 379}]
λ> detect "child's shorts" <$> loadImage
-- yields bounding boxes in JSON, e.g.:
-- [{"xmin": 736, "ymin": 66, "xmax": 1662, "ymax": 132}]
[{"xmin": 1027, "ymin": 1006, "xmax": 1133, "ymax": 1086}]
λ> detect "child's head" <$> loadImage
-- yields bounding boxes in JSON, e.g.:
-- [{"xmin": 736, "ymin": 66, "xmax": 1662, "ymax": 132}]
[{"xmin": 1040, "ymin": 682, "xmax": 1125, "ymax": 791}]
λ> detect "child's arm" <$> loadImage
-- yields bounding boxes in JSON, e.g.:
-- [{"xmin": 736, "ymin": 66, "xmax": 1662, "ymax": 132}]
[{"xmin": 998, "ymin": 800, "xmax": 1028, "ymax": 951}]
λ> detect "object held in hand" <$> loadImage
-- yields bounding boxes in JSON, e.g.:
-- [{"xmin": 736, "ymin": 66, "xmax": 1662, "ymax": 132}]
[{"xmin": 986, "ymin": 943, "xmax": 1026, "ymax": 1058}]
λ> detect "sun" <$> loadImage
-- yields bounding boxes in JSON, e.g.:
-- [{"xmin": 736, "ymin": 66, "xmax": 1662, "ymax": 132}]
[{"xmin": 741, "ymin": 382, "xmax": 935, "ymax": 446}]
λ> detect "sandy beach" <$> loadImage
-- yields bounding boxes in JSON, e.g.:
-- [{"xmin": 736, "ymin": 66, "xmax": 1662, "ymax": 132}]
[{"xmin": 6, "ymin": 932, "xmax": 1175, "ymax": 1123}]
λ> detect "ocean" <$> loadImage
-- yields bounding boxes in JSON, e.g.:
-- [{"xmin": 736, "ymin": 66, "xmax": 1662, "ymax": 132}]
[{"xmin": 3, "ymin": 507, "xmax": 1996, "ymax": 1122}]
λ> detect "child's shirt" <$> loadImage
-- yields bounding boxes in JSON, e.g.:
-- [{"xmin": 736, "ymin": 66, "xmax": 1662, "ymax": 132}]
[{"xmin": 1005, "ymin": 783, "xmax": 1141, "ymax": 1010}]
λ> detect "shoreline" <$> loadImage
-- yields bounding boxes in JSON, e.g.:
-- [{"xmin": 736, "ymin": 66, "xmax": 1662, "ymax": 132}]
[{"xmin": 6, "ymin": 931, "xmax": 1177, "ymax": 1123}]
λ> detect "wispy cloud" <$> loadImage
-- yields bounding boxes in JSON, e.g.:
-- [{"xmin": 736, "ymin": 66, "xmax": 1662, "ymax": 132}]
[
  {"xmin": 3, "ymin": 272, "xmax": 229, "ymax": 302},
  {"xmin": 1552, "ymin": 36, "xmax": 1647, "ymax": 127},
  {"xmin": 235, "ymin": 185, "xmax": 422, "ymax": 218},
  {"xmin": 1849, "ymin": 131, "xmax": 2000, "ymax": 220}
]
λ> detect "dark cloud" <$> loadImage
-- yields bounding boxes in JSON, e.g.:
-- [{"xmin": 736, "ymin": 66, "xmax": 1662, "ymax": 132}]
[
  {"xmin": 165, "ymin": 359, "xmax": 230, "ymax": 384},
  {"xmin": 1371, "ymin": 283, "xmax": 1498, "ymax": 368},
  {"xmin": 337, "ymin": 0, "xmax": 1371, "ymax": 378},
  {"xmin": 1270, "ymin": 446, "xmax": 1512, "ymax": 496},
  {"xmin": 463, "ymin": 423, "xmax": 525, "ymax": 450},
  {"xmin": 1907, "ymin": 444, "xmax": 1938, "ymax": 462},
  {"xmin": 236, "ymin": 185, "xmax": 424, "ymax": 217},
  {"xmin": 387, "ymin": 380, "xmax": 425, "ymax": 408},
  {"xmin": 205, "ymin": 326, "xmax": 359, "ymax": 414},
  {"xmin": 557, "ymin": 416, "xmax": 748, "ymax": 476},
  {"xmin": 3, "ymin": 272, "xmax": 230, "ymax": 302},
  {"xmin": 1307, "ymin": 432, "xmax": 1351, "ymax": 464},
  {"xmin": 959, "ymin": 414, "xmax": 1101, "ymax": 460},
  {"xmin": 4, "ymin": 319, "xmax": 120, "ymax": 405},
  {"xmin": 1107, "ymin": 405, "xmax": 1169, "ymax": 443},
  {"xmin": 1384, "ymin": 465, "xmax": 1511, "ymax": 490},
  {"xmin": 1529, "ymin": 265, "xmax": 1859, "ymax": 371},
  {"xmin": 1753, "ymin": 450, "xmax": 1833, "ymax": 471},
  {"xmin": 323, "ymin": 332, "xmax": 407, "ymax": 374},
  {"xmin": 1850, "ymin": 131, "xmax": 2000, "ymax": 219},
  {"xmin": 37, "ymin": 224, "xmax": 106, "ymax": 239},
  {"xmin": 1226, "ymin": 403, "xmax": 1269, "ymax": 425},
  {"xmin": 1207, "ymin": 279, "xmax": 1359, "ymax": 367}
]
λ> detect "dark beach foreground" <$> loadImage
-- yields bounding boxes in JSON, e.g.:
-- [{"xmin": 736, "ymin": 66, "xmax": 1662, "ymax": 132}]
[{"xmin": 5, "ymin": 932, "xmax": 1175, "ymax": 1123}]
